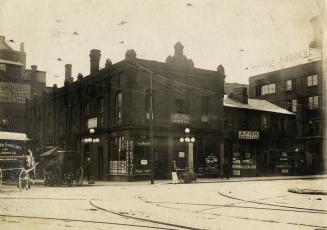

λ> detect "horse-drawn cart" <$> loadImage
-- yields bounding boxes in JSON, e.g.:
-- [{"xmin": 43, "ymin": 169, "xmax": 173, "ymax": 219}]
[
  {"xmin": 40, "ymin": 147, "xmax": 83, "ymax": 186},
  {"xmin": 0, "ymin": 131, "xmax": 38, "ymax": 191}
]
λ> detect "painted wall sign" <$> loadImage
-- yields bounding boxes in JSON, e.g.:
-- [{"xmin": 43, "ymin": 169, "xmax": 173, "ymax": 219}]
[
  {"xmin": 238, "ymin": 131, "xmax": 259, "ymax": 140},
  {"xmin": 179, "ymin": 152, "xmax": 185, "ymax": 158},
  {"xmin": 171, "ymin": 113, "xmax": 190, "ymax": 124},
  {"xmin": 0, "ymin": 82, "xmax": 30, "ymax": 103},
  {"xmin": 141, "ymin": 159, "xmax": 148, "ymax": 165}
]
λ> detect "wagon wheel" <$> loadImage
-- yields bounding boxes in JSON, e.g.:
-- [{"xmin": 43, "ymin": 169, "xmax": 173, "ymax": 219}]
[
  {"xmin": 54, "ymin": 167, "xmax": 61, "ymax": 186},
  {"xmin": 74, "ymin": 167, "xmax": 83, "ymax": 186},
  {"xmin": 18, "ymin": 170, "xmax": 29, "ymax": 191},
  {"xmin": 0, "ymin": 168, "xmax": 2, "ymax": 187}
]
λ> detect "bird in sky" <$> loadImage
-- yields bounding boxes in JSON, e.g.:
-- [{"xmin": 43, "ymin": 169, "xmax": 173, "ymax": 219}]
[
  {"xmin": 119, "ymin": 41, "xmax": 125, "ymax": 44},
  {"xmin": 118, "ymin": 20, "xmax": 128, "ymax": 26},
  {"xmin": 245, "ymin": 67, "xmax": 249, "ymax": 70},
  {"xmin": 56, "ymin": 58, "xmax": 63, "ymax": 61},
  {"xmin": 186, "ymin": 3, "xmax": 192, "ymax": 6},
  {"xmin": 239, "ymin": 49, "xmax": 244, "ymax": 52},
  {"xmin": 73, "ymin": 32, "xmax": 79, "ymax": 35},
  {"xmin": 56, "ymin": 19, "xmax": 61, "ymax": 23},
  {"xmin": 54, "ymin": 75, "xmax": 60, "ymax": 78},
  {"xmin": 8, "ymin": 39, "xmax": 15, "ymax": 43}
]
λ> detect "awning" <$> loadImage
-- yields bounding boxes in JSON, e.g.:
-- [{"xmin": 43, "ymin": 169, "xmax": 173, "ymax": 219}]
[
  {"xmin": 39, "ymin": 147, "xmax": 59, "ymax": 157},
  {"xmin": 0, "ymin": 131, "xmax": 29, "ymax": 141}
]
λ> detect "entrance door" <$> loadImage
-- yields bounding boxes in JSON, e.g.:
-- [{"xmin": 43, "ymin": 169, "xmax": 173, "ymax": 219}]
[{"xmin": 98, "ymin": 147, "xmax": 103, "ymax": 180}]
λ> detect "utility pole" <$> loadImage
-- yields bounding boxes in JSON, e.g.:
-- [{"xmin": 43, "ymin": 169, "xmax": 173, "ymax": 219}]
[
  {"xmin": 149, "ymin": 71, "xmax": 154, "ymax": 184},
  {"xmin": 135, "ymin": 63, "xmax": 155, "ymax": 184}
]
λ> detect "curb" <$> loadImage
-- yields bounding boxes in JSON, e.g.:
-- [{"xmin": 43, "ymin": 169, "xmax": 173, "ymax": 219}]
[{"xmin": 288, "ymin": 188, "xmax": 327, "ymax": 195}]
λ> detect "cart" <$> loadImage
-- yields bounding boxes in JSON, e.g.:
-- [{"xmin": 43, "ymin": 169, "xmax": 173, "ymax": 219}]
[
  {"xmin": 0, "ymin": 131, "xmax": 38, "ymax": 191},
  {"xmin": 40, "ymin": 147, "xmax": 83, "ymax": 186}
]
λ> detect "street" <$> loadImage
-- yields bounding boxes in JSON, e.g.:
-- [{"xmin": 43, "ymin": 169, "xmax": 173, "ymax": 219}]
[{"xmin": 0, "ymin": 178, "xmax": 326, "ymax": 230}]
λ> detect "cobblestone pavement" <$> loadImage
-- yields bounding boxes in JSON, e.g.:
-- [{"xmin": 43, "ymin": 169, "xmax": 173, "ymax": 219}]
[{"xmin": 0, "ymin": 178, "xmax": 326, "ymax": 230}]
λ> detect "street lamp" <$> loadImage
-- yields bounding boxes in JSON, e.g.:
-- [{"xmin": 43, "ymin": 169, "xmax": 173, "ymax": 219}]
[
  {"xmin": 82, "ymin": 128, "xmax": 100, "ymax": 184},
  {"xmin": 179, "ymin": 128, "xmax": 195, "ymax": 173}
]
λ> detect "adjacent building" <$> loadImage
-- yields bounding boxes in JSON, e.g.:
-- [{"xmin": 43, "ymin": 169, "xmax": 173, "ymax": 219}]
[
  {"xmin": 249, "ymin": 60, "xmax": 323, "ymax": 174},
  {"xmin": 26, "ymin": 42, "xmax": 226, "ymax": 181},
  {"xmin": 0, "ymin": 35, "xmax": 46, "ymax": 132},
  {"xmin": 224, "ymin": 87, "xmax": 298, "ymax": 177}
]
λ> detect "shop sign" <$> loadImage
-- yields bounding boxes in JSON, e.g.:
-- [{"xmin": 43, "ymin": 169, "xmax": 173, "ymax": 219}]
[
  {"xmin": 281, "ymin": 169, "xmax": 289, "ymax": 174},
  {"xmin": 136, "ymin": 141, "xmax": 150, "ymax": 146},
  {"xmin": 87, "ymin": 117, "xmax": 97, "ymax": 129},
  {"xmin": 0, "ymin": 82, "xmax": 30, "ymax": 103},
  {"xmin": 179, "ymin": 152, "xmax": 185, "ymax": 158},
  {"xmin": 233, "ymin": 170, "xmax": 241, "ymax": 176},
  {"xmin": 141, "ymin": 159, "xmax": 148, "ymax": 165},
  {"xmin": 238, "ymin": 131, "xmax": 259, "ymax": 140},
  {"xmin": 171, "ymin": 113, "xmax": 190, "ymax": 124}
]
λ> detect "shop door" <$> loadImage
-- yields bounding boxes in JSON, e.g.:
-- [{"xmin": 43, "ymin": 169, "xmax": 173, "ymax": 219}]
[{"xmin": 98, "ymin": 147, "xmax": 104, "ymax": 180}]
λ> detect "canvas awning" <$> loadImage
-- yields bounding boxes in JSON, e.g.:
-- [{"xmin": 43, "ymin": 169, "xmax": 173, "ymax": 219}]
[
  {"xmin": 0, "ymin": 131, "xmax": 29, "ymax": 141},
  {"xmin": 39, "ymin": 147, "xmax": 59, "ymax": 157}
]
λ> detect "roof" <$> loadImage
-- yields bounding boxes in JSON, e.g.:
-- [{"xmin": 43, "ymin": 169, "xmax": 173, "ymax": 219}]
[
  {"xmin": 0, "ymin": 40, "xmax": 14, "ymax": 51},
  {"xmin": 223, "ymin": 95, "xmax": 295, "ymax": 115},
  {"xmin": 0, "ymin": 131, "xmax": 29, "ymax": 141},
  {"xmin": 0, "ymin": 59, "xmax": 23, "ymax": 66}
]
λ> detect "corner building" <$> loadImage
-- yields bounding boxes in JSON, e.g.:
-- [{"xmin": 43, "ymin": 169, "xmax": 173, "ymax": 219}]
[{"xmin": 26, "ymin": 42, "xmax": 225, "ymax": 181}]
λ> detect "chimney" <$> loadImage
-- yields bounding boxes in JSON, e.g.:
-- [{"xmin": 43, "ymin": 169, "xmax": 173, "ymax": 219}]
[
  {"xmin": 65, "ymin": 64, "xmax": 73, "ymax": 83},
  {"xmin": 105, "ymin": 59, "xmax": 112, "ymax": 69},
  {"xmin": 89, "ymin": 49, "xmax": 101, "ymax": 75},
  {"xmin": 309, "ymin": 16, "xmax": 323, "ymax": 49},
  {"xmin": 77, "ymin": 73, "xmax": 83, "ymax": 81},
  {"xmin": 31, "ymin": 65, "xmax": 37, "ymax": 71},
  {"xmin": 174, "ymin": 42, "xmax": 184, "ymax": 57},
  {"xmin": 20, "ymin": 42, "xmax": 25, "ymax": 52},
  {"xmin": 229, "ymin": 87, "xmax": 248, "ymax": 104}
]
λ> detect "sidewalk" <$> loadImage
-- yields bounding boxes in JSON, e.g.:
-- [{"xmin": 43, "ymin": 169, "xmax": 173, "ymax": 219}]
[{"xmin": 30, "ymin": 174, "xmax": 327, "ymax": 187}]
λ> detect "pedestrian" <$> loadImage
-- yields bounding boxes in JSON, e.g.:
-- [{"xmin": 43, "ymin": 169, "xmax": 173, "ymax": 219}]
[
  {"xmin": 86, "ymin": 157, "xmax": 91, "ymax": 182},
  {"xmin": 221, "ymin": 161, "xmax": 230, "ymax": 180},
  {"xmin": 171, "ymin": 160, "xmax": 178, "ymax": 184}
]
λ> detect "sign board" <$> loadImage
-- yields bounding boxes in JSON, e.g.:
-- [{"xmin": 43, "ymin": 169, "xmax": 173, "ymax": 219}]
[
  {"xmin": 281, "ymin": 169, "xmax": 289, "ymax": 174},
  {"xmin": 0, "ymin": 82, "xmax": 30, "ymax": 103},
  {"xmin": 141, "ymin": 159, "xmax": 148, "ymax": 165},
  {"xmin": 87, "ymin": 117, "xmax": 97, "ymax": 129},
  {"xmin": 171, "ymin": 113, "xmax": 190, "ymax": 124},
  {"xmin": 233, "ymin": 170, "xmax": 241, "ymax": 176},
  {"xmin": 136, "ymin": 141, "xmax": 150, "ymax": 146},
  {"xmin": 179, "ymin": 152, "xmax": 185, "ymax": 158},
  {"xmin": 239, "ymin": 131, "xmax": 259, "ymax": 140}
]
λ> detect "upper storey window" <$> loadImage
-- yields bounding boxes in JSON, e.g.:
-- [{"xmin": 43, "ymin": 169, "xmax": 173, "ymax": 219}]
[
  {"xmin": 307, "ymin": 74, "xmax": 318, "ymax": 87},
  {"xmin": 261, "ymin": 83, "xmax": 275, "ymax": 95},
  {"xmin": 0, "ymin": 63, "xmax": 6, "ymax": 72}
]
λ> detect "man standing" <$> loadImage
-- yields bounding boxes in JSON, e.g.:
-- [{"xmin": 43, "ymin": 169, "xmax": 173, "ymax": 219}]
[
  {"xmin": 221, "ymin": 160, "xmax": 230, "ymax": 180},
  {"xmin": 171, "ymin": 160, "xmax": 178, "ymax": 184}
]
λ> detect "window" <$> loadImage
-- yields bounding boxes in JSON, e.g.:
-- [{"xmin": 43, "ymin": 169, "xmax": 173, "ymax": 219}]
[
  {"xmin": 261, "ymin": 83, "xmax": 275, "ymax": 95},
  {"xmin": 0, "ymin": 63, "xmax": 6, "ymax": 72},
  {"xmin": 84, "ymin": 102, "xmax": 90, "ymax": 127},
  {"xmin": 308, "ymin": 96, "xmax": 319, "ymax": 109},
  {"xmin": 261, "ymin": 114, "xmax": 269, "ymax": 129},
  {"xmin": 286, "ymin": 79, "xmax": 296, "ymax": 91},
  {"xmin": 291, "ymin": 99, "xmax": 297, "ymax": 112},
  {"xmin": 98, "ymin": 97, "xmax": 104, "ymax": 127},
  {"xmin": 115, "ymin": 92, "xmax": 122, "ymax": 123},
  {"xmin": 307, "ymin": 74, "xmax": 318, "ymax": 87},
  {"xmin": 201, "ymin": 96, "xmax": 209, "ymax": 124},
  {"xmin": 308, "ymin": 120, "xmax": 320, "ymax": 136},
  {"xmin": 175, "ymin": 98, "xmax": 185, "ymax": 113},
  {"xmin": 145, "ymin": 90, "xmax": 155, "ymax": 120}
]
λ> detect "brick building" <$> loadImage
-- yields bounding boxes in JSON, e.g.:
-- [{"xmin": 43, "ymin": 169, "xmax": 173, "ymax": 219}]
[
  {"xmin": 224, "ymin": 87, "xmax": 298, "ymax": 177},
  {"xmin": 26, "ymin": 42, "xmax": 225, "ymax": 181},
  {"xmin": 0, "ymin": 35, "xmax": 46, "ymax": 132},
  {"xmin": 249, "ymin": 60, "xmax": 324, "ymax": 174}
]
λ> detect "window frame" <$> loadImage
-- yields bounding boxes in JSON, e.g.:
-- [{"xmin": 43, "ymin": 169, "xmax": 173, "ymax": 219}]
[{"xmin": 115, "ymin": 92, "xmax": 122, "ymax": 124}]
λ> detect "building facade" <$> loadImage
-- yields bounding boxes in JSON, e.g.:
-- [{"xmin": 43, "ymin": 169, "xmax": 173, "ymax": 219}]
[
  {"xmin": 26, "ymin": 42, "xmax": 226, "ymax": 181},
  {"xmin": 249, "ymin": 61, "xmax": 324, "ymax": 174},
  {"xmin": 0, "ymin": 35, "xmax": 46, "ymax": 132},
  {"xmin": 224, "ymin": 87, "xmax": 298, "ymax": 177}
]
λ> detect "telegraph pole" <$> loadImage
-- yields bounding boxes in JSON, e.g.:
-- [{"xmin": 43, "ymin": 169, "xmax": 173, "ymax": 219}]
[{"xmin": 149, "ymin": 71, "xmax": 154, "ymax": 184}]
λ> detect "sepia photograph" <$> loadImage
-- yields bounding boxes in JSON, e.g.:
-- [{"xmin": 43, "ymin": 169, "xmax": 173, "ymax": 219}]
[{"xmin": 0, "ymin": 0, "xmax": 326, "ymax": 229}]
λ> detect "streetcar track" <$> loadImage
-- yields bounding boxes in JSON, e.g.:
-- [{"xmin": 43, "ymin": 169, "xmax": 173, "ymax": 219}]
[
  {"xmin": 0, "ymin": 214, "xmax": 177, "ymax": 230},
  {"xmin": 218, "ymin": 192, "xmax": 327, "ymax": 213},
  {"xmin": 135, "ymin": 195, "xmax": 327, "ymax": 229},
  {"xmin": 89, "ymin": 198, "xmax": 201, "ymax": 230}
]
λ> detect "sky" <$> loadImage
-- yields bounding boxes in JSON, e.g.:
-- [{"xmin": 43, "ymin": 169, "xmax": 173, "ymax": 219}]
[{"xmin": 0, "ymin": 0, "xmax": 322, "ymax": 87}]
